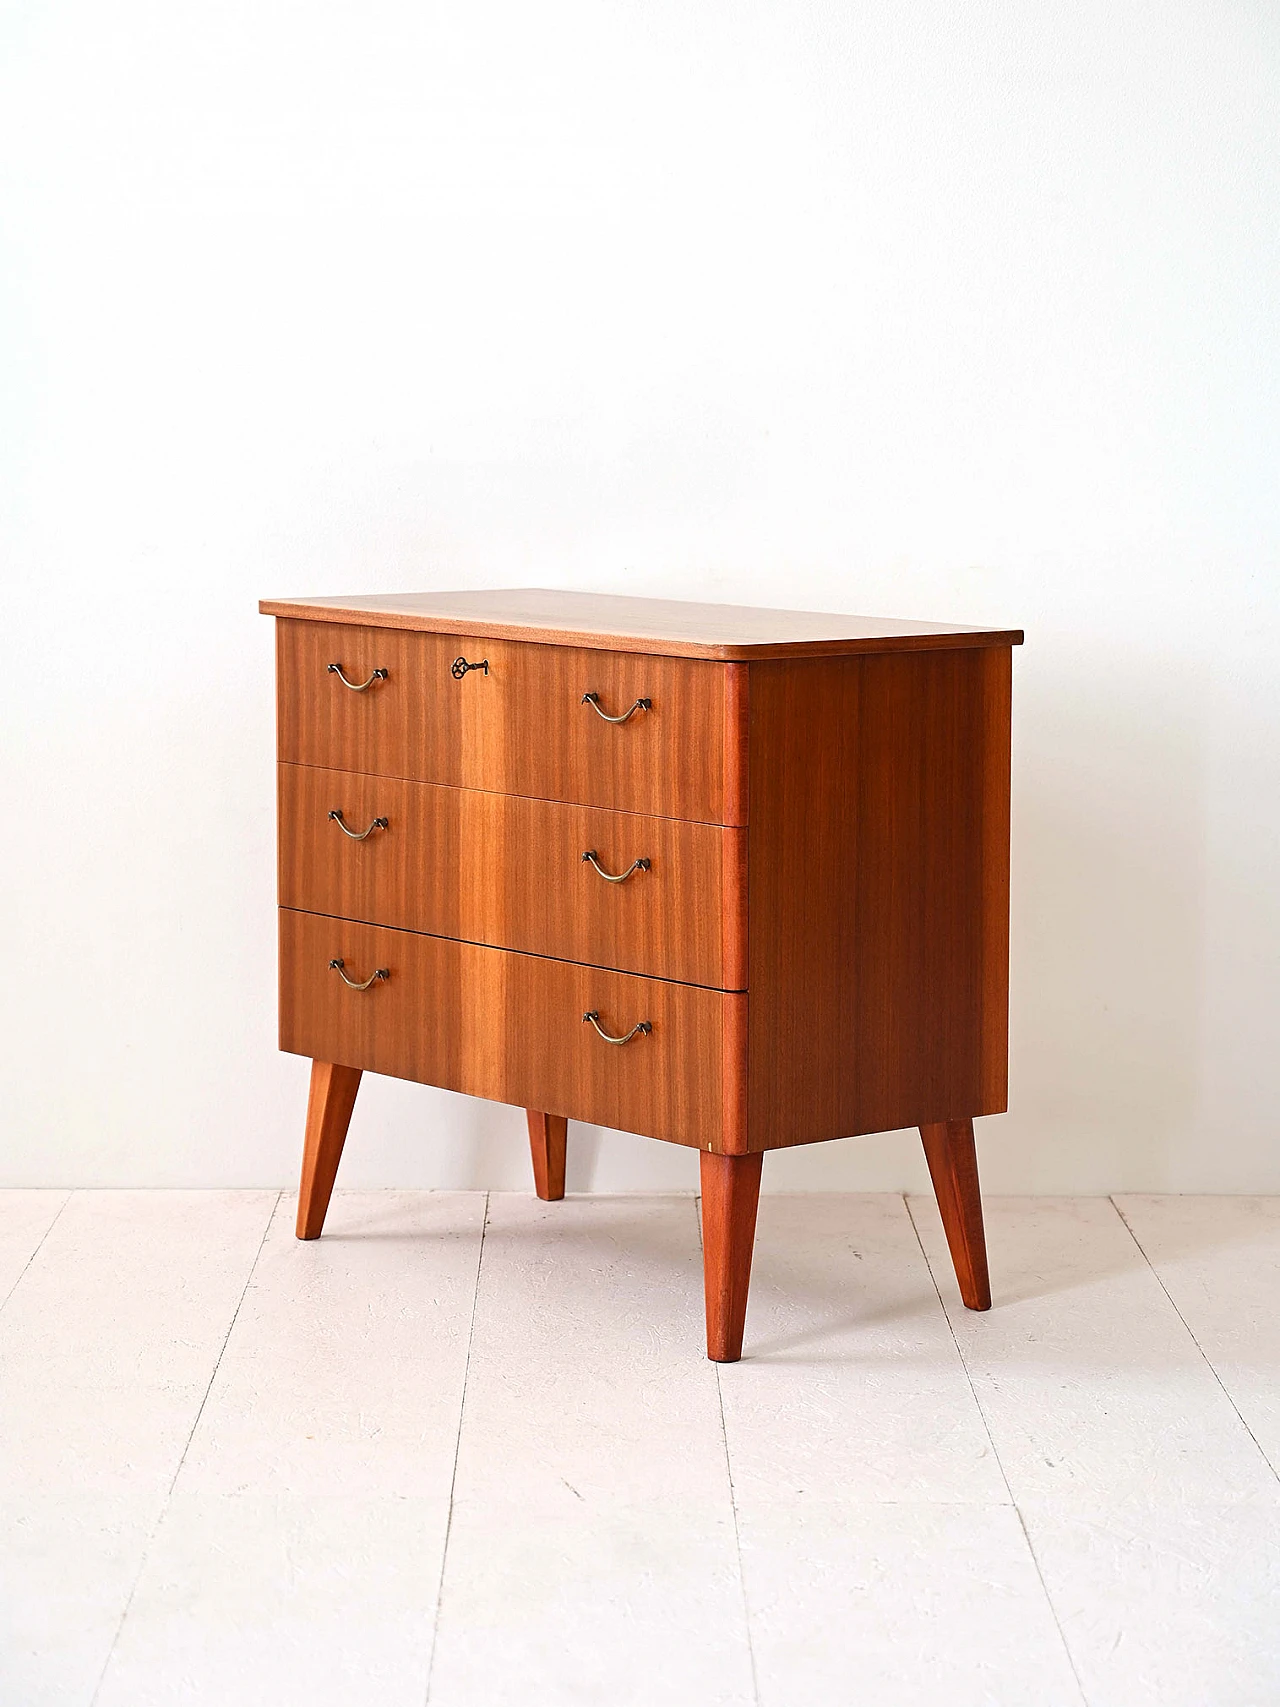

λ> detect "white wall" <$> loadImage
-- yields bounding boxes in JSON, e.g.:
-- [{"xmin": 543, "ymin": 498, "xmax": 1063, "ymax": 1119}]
[{"xmin": 3, "ymin": 0, "xmax": 1277, "ymax": 1192}]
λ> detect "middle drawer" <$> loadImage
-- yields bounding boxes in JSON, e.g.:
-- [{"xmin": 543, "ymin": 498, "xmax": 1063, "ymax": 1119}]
[{"xmin": 279, "ymin": 763, "xmax": 746, "ymax": 990}]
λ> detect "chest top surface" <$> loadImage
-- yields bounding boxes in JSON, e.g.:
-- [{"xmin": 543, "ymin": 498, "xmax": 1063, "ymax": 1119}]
[{"xmin": 259, "ymin": 586, "xmax": 1023, "ymax": 661}]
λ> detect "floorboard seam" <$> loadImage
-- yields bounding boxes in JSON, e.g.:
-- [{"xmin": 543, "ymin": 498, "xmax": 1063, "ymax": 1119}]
[
  {"xmin": 424, "ymin": 1189, "xmax": 489, "ymax": 1707},
  {"xmin": 87, "ymin": 1188, "xmax": 281, "ymax": 1707},
  {"xmin": 904, "ymin": 1193, "xmax": 1091, "ymax": 1707},
  {"xmin": 1110, "ymin": 1196, "xmax": 1280, "ymax": 1485},
  {"xmin": 702, "ymin": 1188, "xmax": 761, "ymax": 1707},
  {"xmin": 715, "ymin": 1367, "xmax": 761, "ymax": 1706},
  {"xmin": 0, "ymin": 1189, "xmax": 72, "ymax": 1316}
]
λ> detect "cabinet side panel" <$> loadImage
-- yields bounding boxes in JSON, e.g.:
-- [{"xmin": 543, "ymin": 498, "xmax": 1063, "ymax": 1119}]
[
  {"xmin": 746, "ymin": 649, "xmax": 1013, "ymax": 1149},
  {"xmin": 978, "ymin": 645, "xmax": 1012, "ymax": 1111},
  {"xmin": 745, "ymin": 656, "xmax": 860, "ymax": 1148}
]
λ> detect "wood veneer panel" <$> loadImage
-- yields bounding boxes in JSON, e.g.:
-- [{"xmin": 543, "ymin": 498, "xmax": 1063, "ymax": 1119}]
[
  {"xmin": 278, "ymin": 764, "xmax": 743, "ymax": 989},
  {"xmin": 719, "ymin": 663, "xmax": 750, "ymax": 995},
  {"xmin": 275, "ymin": 620, "xmax": 732, "ymax": 824},
  {"xmin": 745, "ymin": 646, "xmax": 1013, "ymax": 1149},
  {"xmin": 279, "ymin": 909, "xmax": 744, "ymax": 1151},
  {"xmin": 721, "ymin": 662, "xmax": 749, "ymax": 838},
  {"xmin": 261, "ymin": 587, "xmax": 1024, "ymax": 661}
]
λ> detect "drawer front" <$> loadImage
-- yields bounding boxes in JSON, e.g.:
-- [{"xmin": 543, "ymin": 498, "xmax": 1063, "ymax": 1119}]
[
  {"xmin": 279, "ymin": 764, "xmax": 746, "ymax": 990},
  {"xmin": 279, "ymin": 909, "xmax": 745, "ymax": 1151},
  {"xmin": 275, "ymin": 619, "xmax": 738, "ymax": 824}
]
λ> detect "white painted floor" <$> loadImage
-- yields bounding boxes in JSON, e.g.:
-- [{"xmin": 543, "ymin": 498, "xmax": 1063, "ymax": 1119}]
[{"xmin": 3, "ymin": 1191, "xmax": 1278, "ymax": 1706}]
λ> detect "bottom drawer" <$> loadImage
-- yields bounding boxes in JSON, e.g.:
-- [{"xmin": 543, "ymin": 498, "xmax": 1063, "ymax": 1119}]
[{"xmin": 279, "ymin": 909, "xmax": 745, "ymax": 1151}]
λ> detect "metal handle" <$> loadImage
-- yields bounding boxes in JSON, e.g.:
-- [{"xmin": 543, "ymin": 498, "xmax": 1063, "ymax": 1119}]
[
  {"xmin": 329, "ymin": 957, "xmax": 389, "ymax": 991},
  {"xmin": 451, "ymin": 657, "xmax": 489, "ymax": 679},
  {"xmin": 328, "ymin": 663, "xmax": 388, "ymax": 691},
  {"xmin": 582, "ymin": 1009, "xmax": 652, "ymax": 1045},
  {"xmin": 328, "ymin": 809, "xmax": 389, "ymax": 841},
  {"xmin": 582, "ymin": 850, "xmax": 651, "ymax": 883},
  {"xmin": 581, "ymin": 691, "xmax": 651, "ymax": 723}
]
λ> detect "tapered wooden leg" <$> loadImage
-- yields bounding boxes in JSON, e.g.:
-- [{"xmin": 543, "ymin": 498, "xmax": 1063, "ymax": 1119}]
[
  {"xmin": 526, "ymin": 1109, "xmax": 567, "ymax": 1201},
  {"xmin": 700, "ymin": 1151, "xmax": 764, "ymax": 1362},
  {"xmin": 919, "ymin": 1118, "xmax": 991, "ymax": 1310},
  {"xmin": 296, "ymin": 1060, "xmax": 362, "ymax": 1240}
]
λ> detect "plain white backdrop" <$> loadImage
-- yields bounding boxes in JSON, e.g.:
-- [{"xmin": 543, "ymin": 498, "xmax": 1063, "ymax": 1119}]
[{"xmin": 2, "ymin": 0, "xmax": 1277, "ymax": 1191}]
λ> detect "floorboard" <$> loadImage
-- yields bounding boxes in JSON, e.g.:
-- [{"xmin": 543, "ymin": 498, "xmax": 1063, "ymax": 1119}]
[
  {"xmin": 1114, "ymin": 1195, "xmax": 1280, "ymax": 1477},
  {"xmin": 911, "ymin": 1193, "xmax": 1280, "ymax": 1707},
  {"xmin": 427, "ymin": 1194, "xmax": 754, "ymax": 1707},
  {"xmin": 4, "ymin": 1189, "xmax": 1279, "ymax": 1707},
  {"xmin": 96, "ymin": 1192, "xmax": 486, "ymax": 1707},
  {"xmin": 0, "ymin": 1191, "xmax": 277, "ymax": 1707}
]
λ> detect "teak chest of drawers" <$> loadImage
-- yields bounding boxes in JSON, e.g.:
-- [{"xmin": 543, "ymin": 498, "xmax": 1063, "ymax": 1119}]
[{"xmin": 260, "ymin": 587, "xmax": 1023, "ymax": 1360}]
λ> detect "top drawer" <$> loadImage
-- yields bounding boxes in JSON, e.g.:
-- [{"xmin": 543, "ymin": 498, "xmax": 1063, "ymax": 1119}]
[{"xmin": 274, "ymin": 619, "xmax": 742, "ymax": 824}]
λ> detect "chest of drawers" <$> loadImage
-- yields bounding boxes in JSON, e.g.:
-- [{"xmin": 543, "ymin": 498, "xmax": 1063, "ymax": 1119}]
[{"xmin": 260, "ymin": 587, "xmax": 1022, "ymax": 1360}]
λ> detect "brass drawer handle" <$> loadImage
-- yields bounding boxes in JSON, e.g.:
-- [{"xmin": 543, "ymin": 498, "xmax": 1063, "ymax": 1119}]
[
  {"xmin": 582, "ymin": 1010, "xmax": 652, "ymax": 1045},
  {"xmin": 581, "ymin": 692, "xmax": 651, "ymax": 723},
  {"xmin": 328, "ymin": 663, "xmax": 388, "ymax": 691},
  {"xmin": 329, "ymin": 957, "xmax": 389, "ymax": 991},
  {"xmin": 328, "ymin": 809, "xmax": 389, "ymax": 841},
  {"xmin": 451, "ymin": 657, "xmax": 489, "ymax": 679},
  {"xmin": 582, "ymin": 849, "xmax": 650, "ymax": 883}
]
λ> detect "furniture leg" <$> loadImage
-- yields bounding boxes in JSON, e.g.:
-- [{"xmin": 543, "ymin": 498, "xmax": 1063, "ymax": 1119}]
[
  {"xmin": 919, "ymin": 1118, "xmax": 991, "ymax": 1310},
  {"xmin": 296, "ymin": 1060, "xmax": 362, "ymax": 1239},
  {"xmin": 527, "ymin": 1109, "xmax": 567, "ymax": 1201},
  {"xmin": 700, "ymin": 1150, "xmax": 764, "ymax": 1362}
]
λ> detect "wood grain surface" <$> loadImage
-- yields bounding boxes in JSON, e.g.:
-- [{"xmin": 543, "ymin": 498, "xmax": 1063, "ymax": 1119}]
[
  {"xmin": 277, "ymin": 762, "xmax": 745, "ymax": 989},
  {"xmin": 527, "ymin": 1110, "xmax": 567, "ymax": 1201},
  {"xmin": 261, "ymin": 587, "xmax": 1023, "ymax": 661},
  {"xmin": 279, "ymin": 908, "xmax": 745, "ymax": 1151},
  {"xmin": 700, "ymin": 1151, "xmax": 764, "ymax": 1361},
  {"xmin": 275, "ymin": 619, "xmax": 735, "ymax": 823},
  {"xmin": 745, "ymin": 645, "xmax": 1014, "ymax": 1149},
  {"xmin": 295, "ymin": 1060, "xmax": 362, "ymax": 1239},
  {"xmin": 920, "ymin": 1118, "xmax": 992, "ymax": 1310}
]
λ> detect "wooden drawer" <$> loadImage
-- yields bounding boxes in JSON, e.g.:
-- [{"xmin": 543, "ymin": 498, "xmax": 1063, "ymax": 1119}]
[
  {"xmin": 274, "ymin": 619, "xmax": 742, "ymax": 825},
  {"xmin": 279, "ymin": 908, "xmax": 745, "ymax": 1151},
  {"xmin": 278, "ymin": 763, "xmax": 745, "ymax": 990}
]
